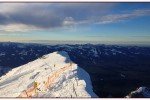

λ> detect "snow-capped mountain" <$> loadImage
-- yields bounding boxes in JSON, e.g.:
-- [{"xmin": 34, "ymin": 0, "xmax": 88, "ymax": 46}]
[
  {"xmin": 126, "ymin": 87, "xmax": 150, "ymax": 98},
  {"xmin": 0, "ymin": 51, "xmax": 97, "ymax": 98}
]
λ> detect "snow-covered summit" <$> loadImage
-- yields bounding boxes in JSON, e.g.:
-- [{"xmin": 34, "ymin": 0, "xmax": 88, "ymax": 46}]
[
  {"xmin": 0, "ymin": 51, "xmax": 97, "ymax": 98},
  {"xmin": 126, "ymin": 87, "xmax": 150, "ymax": 98}
]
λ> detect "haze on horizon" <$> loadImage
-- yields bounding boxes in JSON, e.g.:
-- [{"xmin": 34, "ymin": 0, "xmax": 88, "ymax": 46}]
[{"xmin": 0, "ymin": 3, "xmax": 150, "ymax": 45}]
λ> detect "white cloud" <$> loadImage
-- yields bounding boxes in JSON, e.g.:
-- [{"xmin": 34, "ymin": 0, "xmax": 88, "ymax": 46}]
[
  {"xmin": 72, "ymin": 9, "xmax": 150, "ymax": 25},
  {"xmin": 0, "ymin": 23, "xmax": 42, "ymax": 32},
  {"xmin": 96, "ymin": 9, "xmax": 150, "ymax": 24},
  {"xmin": 63, "ymin": 17, "xmax": 75, "ymax": 26}
]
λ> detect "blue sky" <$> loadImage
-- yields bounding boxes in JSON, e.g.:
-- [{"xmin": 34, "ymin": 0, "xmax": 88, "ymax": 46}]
[{"xmin": 0, "ymin": 3, "xmax": 150, "ymax": 44}]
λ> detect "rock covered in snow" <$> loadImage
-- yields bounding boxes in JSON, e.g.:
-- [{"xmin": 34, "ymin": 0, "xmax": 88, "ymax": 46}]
[
  {"xmin": 126, "ymin": 87, "xmax": 150, "ymax": 98},
  {"xmin": 0, "ymin": 51, "xmax": 97, "ymax": 98}
]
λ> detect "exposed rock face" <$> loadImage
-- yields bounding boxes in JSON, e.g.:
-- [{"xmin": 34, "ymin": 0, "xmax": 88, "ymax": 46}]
[
  {"xmin": 0, "ymin": 51, "xmax": 97, "ymax": 98},
  {"xmin": 126, "ymin": 87, "xmax": 150, "ymax": 98}
]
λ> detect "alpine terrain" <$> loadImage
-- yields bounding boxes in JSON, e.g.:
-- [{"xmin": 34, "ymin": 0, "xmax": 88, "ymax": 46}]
[
  {"xmin": 126, "ymin": 87, "xmax": 150, "ymax": 98},
  {"xmin": 0, "ymin": 51, "xmax": 97, "ymax": 98}
]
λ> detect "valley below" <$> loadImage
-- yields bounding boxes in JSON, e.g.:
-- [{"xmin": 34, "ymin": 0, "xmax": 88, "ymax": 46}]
[{"xmin": 0, "ymin": 42, "xmax": 150, "ymax": 98}]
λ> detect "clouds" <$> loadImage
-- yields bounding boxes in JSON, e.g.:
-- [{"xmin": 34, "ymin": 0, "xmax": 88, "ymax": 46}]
[
  {"xmin": 63, "ymin": 17, "xmax": 75, "ymax": 26},
  {"xmin": 0, "ymin": 24, "xmax": 42, "ymax": 32},
  {"xmin": 67, "ymin": 9, "xmax": 150, "ymax": 25},
  {"xmin": 0, "ymin": 3, "xmax": 116, "ymax": 32},
  {"xmin": 97, "ymin": 9, "xmax": 150, "ymax": 24},
  {"xmin": 0, "ymin": 3, "xmax": 150, "ymax": 33}
]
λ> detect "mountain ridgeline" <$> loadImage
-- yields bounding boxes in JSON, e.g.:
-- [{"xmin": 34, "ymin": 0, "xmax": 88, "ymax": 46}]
[
  {"xmin": 0, "ymin": 42, "xmax": 150, "ymax": 97},
  {"xmin": 0, "ymin": 51, "xmax": 97, "ymax": 97}
]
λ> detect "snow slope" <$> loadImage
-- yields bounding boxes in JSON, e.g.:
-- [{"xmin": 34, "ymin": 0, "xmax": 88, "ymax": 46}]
[
  {"xmin": 126, "ymin": 87, "xmax": 150, "ymax": 98},
  {"xmin": 0, "ymin": 51, "xmax": 97, "ymax": 98}
]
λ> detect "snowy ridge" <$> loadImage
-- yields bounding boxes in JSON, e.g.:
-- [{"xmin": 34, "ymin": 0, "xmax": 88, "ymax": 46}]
[{"xmin": 0, "ymin": 51, "xmax": 97, "ymax": 98}]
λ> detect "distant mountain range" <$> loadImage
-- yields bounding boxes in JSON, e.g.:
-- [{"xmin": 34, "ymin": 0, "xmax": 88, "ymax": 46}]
[{"xmin": 0, "ymin": 42, "xmax": 150, "ymax": 98}]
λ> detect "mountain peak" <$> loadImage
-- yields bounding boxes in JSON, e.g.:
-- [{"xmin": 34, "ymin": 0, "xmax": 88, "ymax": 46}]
[
  {"xmin": 126, "ymin": 87, "xmax": 150, "ymax": 98},
  {"xmin": 0, "ymin": 51, "xmax": 97, "ymax": 98}
]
